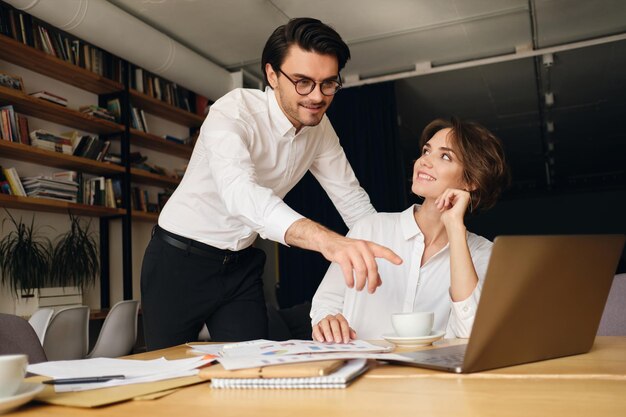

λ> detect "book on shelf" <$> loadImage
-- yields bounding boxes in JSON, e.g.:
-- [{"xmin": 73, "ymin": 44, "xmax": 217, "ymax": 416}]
[
  {"xmin": 29, "ymin": 91, "xmax": 68, "ymax": 107},
  {"xmin": 61, "ymin": 131, "xmax": 111, "ymax": 161},
  {"xmin": 51, "ymin": 170, "xmax": 78, "ymax": 183},
  {"xmin": 106, "ymin": 98, "xmax": 122, "ymax": 123},
  {"xmin": 0, "ymin": 166, "xmax": 13, "ymax": 195},
  {"xmin": 79, "ymin": 104, "xmax": 115, "ymax": 122},
  {"xmin": 29, "ymin": 129, "xmax": 72, "ymax": 154},
  {"xmin": 103, "ymin": 152, "xmax": 122, "ymax": 165},
  {"xmin": 0, "ymin": 105, "xmax": 29, "ymax": 144},
  {"xmin": 2, "ymin": 167, "xmax": 26, "ymax": 196},
  {"xmin": 111, "ymin": 178, "xmax": 123, "ymax": 208},
  {"xmin": 17, "ymin": 114, "xmax": 29, "ymax": 144},
  {"xmin": 195, "ymin": 94, "xmax": 211, "ymax": 117},
  {"xmin": 104, "ymin": 178, "xmax": 116, "ymax": 208},
  {"xmin": 22, "ymin": 175, "xmax": 79, "ymax": 203},
  {"xmin": 139, "ymin": 108, "xmax": 149, "ymax": 133}
]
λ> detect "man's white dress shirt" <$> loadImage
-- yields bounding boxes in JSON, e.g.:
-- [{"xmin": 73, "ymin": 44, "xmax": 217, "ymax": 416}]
[
  {"xmin": 310, "ymin": 205, "xmax": 493, "ymax": 339},
  {"xmin": 159, "ymin": 87, "xmax": 375, "ymax": 250}
]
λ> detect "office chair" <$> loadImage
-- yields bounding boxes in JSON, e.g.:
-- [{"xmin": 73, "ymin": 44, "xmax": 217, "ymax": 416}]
[
  {"xmin": 42, "ymin": 305, "xmax": 89, "ymax": 361},
  {"xmin": 0, "ymin": 313, "xmax": 47, "ymax": 364},
  {"xmin": 86, "ymin": 300, "xmax": 140, "ymax": 358},
  {"xmin": 598, "ymin": 273, "xmax": 626, "ymax": 335},
  {"xmin": 28, "ymin": 308, "xmax": 54, "ymax": 345}
]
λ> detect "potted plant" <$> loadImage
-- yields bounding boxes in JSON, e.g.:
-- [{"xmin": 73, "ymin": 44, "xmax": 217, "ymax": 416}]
[
  {"xmin": 0, "ymin": 209, "xmax": 52, "ymax": 314},
  {"xmin": 50, "ymin": 214, "xmax": 99, "ymax": 291}
]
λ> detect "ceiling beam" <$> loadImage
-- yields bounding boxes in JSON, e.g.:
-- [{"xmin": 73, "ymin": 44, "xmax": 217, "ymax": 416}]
[{"xmin": 344, "ymin": 32, "xmax": 626, "ymax": 87}]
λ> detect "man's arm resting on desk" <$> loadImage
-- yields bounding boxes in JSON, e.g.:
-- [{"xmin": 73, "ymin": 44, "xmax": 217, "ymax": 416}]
[{"xmin": 285, "ymin": 218, "xmax": 402, "ymax": 294}]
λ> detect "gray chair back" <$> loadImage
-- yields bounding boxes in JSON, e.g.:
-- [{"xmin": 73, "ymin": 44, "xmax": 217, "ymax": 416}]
[
  {"xmin": 28, "ymin": 308, "xmax": 54, "ymax": 345},
  {"xmin": 86, "ymin": 300, "xmax": 139, "ymax": 358},
  {"xmin": 43, "ymin": 306, "xmax": 89, "ymax": 360},
  {"xmin": 0, "ymin": 313, "xmax": 47, "ymax": 364},
  {"xmin": 598, "ymin": 273, "xmax": 626, "ymax": 335}
]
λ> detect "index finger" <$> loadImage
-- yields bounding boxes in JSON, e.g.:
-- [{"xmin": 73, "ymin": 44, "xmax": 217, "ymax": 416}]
[{"xmin": 369, "ymin": 243, "xmax": 403, "ymax": 265}]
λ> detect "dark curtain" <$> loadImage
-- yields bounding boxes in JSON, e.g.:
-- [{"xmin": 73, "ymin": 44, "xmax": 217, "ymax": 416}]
[{"xmin": 277, "ymin": 81, "xmax": 407, "ymax": 308}]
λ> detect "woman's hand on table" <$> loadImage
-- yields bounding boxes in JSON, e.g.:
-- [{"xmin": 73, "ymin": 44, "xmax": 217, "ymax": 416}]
[{"xmin": 312, "ymin": 313, "xmax": 357, "ymax": 344}]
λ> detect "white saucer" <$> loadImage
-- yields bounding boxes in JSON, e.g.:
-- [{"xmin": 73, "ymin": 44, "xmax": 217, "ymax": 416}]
[
  {"xmin": 0, "ymin": 382, "xmax": 44, "ymax": 415},
  {"xmin": 382, "ymin": 331, "xmax": 446, "ymax": 347}
]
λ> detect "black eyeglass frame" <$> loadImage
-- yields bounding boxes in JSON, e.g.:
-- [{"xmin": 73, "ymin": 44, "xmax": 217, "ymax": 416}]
[{"xmin": 277, "ymin": 68, "xmax": 342, "ymax": 96}]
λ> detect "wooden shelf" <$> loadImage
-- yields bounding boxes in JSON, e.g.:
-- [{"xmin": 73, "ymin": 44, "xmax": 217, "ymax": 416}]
[
  {"xmin": 0, "ymin": 35, "xmax": 123, "ymax": 95},
  {"xmin": 0, "ymin": 140, "xmax": 126, "ymax": 176},
  {"xmin": 132, "ymin": 210, "xmax": 158, "ymax": 223},
  {"xmin": 130, "ymin": 89, "xmax": 205, "ymax": 128},
  {"xmin": 129, "ymin": 129, "xmax": 193, "ymax": 158},
  {"xmin": 0, "ymin": 86, "xmax": 124, "ymax": 135},
  {"xmin": 0, "ymin": 194, "xmax": 125, "ymax": 217},
  {"xmin": 130, "ymin": 168, "xmax": 180, "ymax": 188}
]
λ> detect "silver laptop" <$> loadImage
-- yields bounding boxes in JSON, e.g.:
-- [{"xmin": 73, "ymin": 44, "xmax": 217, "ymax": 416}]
[{"xmin": 391, "ymin": 234, "xmax": 625, "ymax": 373}]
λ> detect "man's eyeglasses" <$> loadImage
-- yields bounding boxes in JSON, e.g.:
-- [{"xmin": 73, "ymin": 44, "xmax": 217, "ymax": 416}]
[{"xmin": 278, "ymin": 68, "xmax": 342, "ymax": 96}]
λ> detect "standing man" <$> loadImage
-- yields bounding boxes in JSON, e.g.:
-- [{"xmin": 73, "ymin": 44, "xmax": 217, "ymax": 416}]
[{"xmin": 141, "ymin": 17, "xmax": 402, "ymax": 350}]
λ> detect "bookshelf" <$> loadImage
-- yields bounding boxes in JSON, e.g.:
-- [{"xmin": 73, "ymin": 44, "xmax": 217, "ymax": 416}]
[
  {"xmin": 0, "ymin": 193, "xmax": 125, "ymax": 217},
  {"xmin": 0, "ymin": 85, "xmax": 124, "ymax": 134},
  {"xmin": 129, "ymin": 89, "xmax": 204, "ymax": 127},
  {"xmin": 0, "ymin": 140, "xmax": 125, "ymax": 176},
  {"xmin": 129, "ymin": 129, "xmax": 193, "ymax": 158},
  {"xmin": 0, "ymin": 2, "xmax": 205, "ymax": 306},
  {"xmin": 0, "ymin": 35, "xmax": 122, "ymax": 94}
]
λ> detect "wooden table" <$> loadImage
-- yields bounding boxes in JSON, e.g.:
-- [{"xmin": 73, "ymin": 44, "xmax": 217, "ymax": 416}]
[{"xmin": 13, "ymin": 337, "xmax": 626, "ymax": 417}]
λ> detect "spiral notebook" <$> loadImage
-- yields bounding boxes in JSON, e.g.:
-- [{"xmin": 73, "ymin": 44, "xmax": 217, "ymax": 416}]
[{"xmin": 210, "ymin": 359, "xmax": 368, "ymax": 389}]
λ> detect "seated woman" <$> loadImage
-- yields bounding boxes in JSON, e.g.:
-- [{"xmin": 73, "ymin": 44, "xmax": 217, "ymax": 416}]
[{"xmin": 310, "ymin": 117, "xmax": 510, "ymax": 343}]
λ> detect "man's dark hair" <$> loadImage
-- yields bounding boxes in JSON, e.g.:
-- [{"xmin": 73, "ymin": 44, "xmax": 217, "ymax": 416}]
[{"xmin": 261, "ymin": 17, "xmax": 351, "ymax": 86}]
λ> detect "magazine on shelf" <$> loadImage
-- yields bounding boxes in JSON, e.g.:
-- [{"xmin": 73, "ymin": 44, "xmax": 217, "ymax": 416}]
[{"xmin": 29, "ymin": 91, "xmax": 68, "ymax": 106}]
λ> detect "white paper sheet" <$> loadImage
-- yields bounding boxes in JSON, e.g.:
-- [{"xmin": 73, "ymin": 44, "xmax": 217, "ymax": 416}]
[
  {"xmin": 220, "ymin": 339, "xmax": 392, "ymax": 358},
  {"xmin": 27, "ymin": 356, "xmax": 216, "ymax": 392},
  {"xmin": 217, "ymin": 351, "xmax": 408, "ymax": 370}
]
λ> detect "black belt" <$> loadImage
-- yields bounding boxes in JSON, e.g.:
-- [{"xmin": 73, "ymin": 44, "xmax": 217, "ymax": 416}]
[{"xmin": 153, "ymin": 225, "xmax": 247, "ymax": 264}]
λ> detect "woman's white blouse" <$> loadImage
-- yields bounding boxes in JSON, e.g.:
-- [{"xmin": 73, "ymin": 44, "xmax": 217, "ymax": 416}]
[{"xmin": 310, "ymin": 205, "xmax": 493, "ymax": 339}]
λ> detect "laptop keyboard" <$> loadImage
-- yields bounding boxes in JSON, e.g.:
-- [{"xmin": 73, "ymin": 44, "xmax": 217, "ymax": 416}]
[
  {"xmin": 400, "ymin": 344, "xmax": 467, "ymax": 368},
  {"xmin": 417, "ymin": 352, "xmax": 465, "ymax": 365}
]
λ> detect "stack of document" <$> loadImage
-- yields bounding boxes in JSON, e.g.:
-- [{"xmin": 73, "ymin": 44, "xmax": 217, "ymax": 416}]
[
  {"xmin": 189, "ymin": 339, "xmax": 406, "ymax": 390},
  {"xmin": 210, "ymin": 359, "xmax": 368, "ymax": 389},
  {"xmin": 27, "ymin": 356, "xmax": 215, "ymax": 392},
  {"xmin": 190, "ymin": 339, "xmax": 403, "ymax": 370}
]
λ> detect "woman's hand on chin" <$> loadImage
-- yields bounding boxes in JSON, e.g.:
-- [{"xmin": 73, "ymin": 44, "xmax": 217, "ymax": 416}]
[{"xmin": 435, "ymin": 188, "xmax": 470, "ymax": 230}]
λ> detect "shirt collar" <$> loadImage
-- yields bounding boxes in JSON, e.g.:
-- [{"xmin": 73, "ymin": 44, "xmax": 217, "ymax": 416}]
[
  {"xmin": 267, "ymin": 87, "xmax": 297, "ymax": 137},
  {"xmin": 400, "ymin": 204, "xmax": 423, "ymax": 241}
]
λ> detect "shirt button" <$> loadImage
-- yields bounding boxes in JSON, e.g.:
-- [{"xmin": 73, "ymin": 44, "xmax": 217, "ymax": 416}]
[{"xmin": 463, "ymin": 306, "xmax": 469, "ymax": 312}]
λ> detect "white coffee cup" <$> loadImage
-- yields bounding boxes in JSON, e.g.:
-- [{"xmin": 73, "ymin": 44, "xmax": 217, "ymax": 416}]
[
  {"xmin": 0, "ymin": 354, "xmax": 28, "ymax": 398},
  {"xmin": 391, "ymin": 311, "xmax": 434, "ymax": 337}
]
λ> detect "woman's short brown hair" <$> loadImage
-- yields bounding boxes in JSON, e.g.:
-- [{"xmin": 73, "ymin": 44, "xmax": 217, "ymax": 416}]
[{"xmin": 419, "ymin": 117, "xmax": 510, "ymax": 211}]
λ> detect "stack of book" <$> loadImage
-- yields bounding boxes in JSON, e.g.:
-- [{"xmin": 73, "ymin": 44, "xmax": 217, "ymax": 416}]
[
  {"xmin": 132, "ymin": 66, "xmax": 193, "ymax": 112},
  {"xmin": 61, "ymin": 131, "xmax": 111, "ymax": 161},
  {"xmin": 81, "ymin": 176, "xmax": 118, "ymax": 208},
  {"xmin": 29, "ymin": 91, "xmax": 68, "ymax": 107},
  {"xmin": 0, "ymin": 4, "xmax": 125, "ymax": 82},
  {"xmin": 29, "ymin": 129, "xmax": 72, "ymax": 154},
  {"xmin": 0, "ymin": 105, "xmax": 29, "ymax": 144},
  {"xmin": 21, "ymin": 175, "xmax": 79, "ymax": 202},
  {"xmin": 130, "ymin": 106, "xmax": 149, "ymax": 133},
  {"xmin": 79, "ymin": 105, "xmax": 115, "ymax": 122}
]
